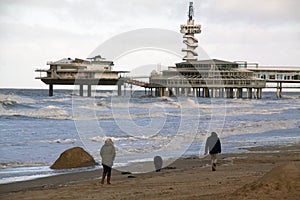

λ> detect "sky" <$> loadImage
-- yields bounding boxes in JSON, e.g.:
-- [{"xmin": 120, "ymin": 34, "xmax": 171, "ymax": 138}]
[{"xmin": 0, "ymin": 0, "xmax": 299, "ymax": 88}]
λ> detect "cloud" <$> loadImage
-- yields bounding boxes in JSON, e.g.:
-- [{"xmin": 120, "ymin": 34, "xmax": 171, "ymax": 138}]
[
  {"xmin": 200, "ymin": 0, "xmax": 300, "ymax": 26},
  {"xmin": 0, "ymin": 0, "xmax": 299, "ymax": 88}
]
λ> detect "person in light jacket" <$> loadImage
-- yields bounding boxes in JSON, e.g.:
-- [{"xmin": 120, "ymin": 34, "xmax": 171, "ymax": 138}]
[
  {"xmin": 204, "ymin": 132, "xmax": 221, "ymax": 171},
  {"xmin": 100, "ymin": 138, "xmax": 116, "ymax": 184}
]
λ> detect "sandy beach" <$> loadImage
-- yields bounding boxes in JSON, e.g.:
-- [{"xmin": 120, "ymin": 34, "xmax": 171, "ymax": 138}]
[{"xmin": 1, "ymin": 143, "xmax": 299, "ymax": 200}]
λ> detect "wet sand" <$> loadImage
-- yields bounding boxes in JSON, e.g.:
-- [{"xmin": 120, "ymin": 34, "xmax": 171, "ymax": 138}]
[{"xmin": 1, "ymin": 143, "xmax": 299, "ymax": 200}]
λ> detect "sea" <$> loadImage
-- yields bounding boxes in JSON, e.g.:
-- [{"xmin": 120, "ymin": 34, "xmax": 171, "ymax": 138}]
[{"xmin": 0, "ymin": 88, "xmax": 300, "ymax": 184}]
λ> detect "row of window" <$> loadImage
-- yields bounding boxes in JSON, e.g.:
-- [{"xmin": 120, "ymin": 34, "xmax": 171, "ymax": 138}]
[
  {"xmin": 257, "ymin": 74, "xmax": 299, "ymax": 80},
  {"xmin": 151, "ymin": 79, "xmax": 264, "ymax": 86}
]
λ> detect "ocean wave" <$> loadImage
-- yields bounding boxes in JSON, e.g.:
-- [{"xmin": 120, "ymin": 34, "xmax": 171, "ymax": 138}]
[
  {"xmin": 0, "ymin": 99, "xmax": 18, "ymax": 107},
  {"xmin": 220, "ymin": 119, "xmax": 299, "ymax": 138},
  {"xmin": 0, "ymin": 99, "xmax": 35, "ymax": 109},
  {"xmin": 0, "ymin": 93, "xmax": 36, "ymax": 105},
  {"xmin": 0, "ymin": 105, "xmax": 72, "ymax": 120},
  {"xmin": 40, "ymin": 97, "xmax": 72, "ymax": 103},
  {"xmin": 88, "ymin": 136, "xmax": 137, "ymax": 142},
  {"xmin": 0, "ymin": 162, "xmax": 47, "ymax": 169}
]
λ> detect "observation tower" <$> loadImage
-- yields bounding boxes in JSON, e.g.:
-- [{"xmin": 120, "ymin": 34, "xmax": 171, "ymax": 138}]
[{"xmin": 180, "ymin": 2, "xmax": 201, "ymax": 61}]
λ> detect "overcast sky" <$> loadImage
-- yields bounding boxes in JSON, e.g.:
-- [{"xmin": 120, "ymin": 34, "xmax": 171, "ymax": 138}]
[{"xmin": 0, "ymin": 0, "xmax": 299, "ymax": 88}]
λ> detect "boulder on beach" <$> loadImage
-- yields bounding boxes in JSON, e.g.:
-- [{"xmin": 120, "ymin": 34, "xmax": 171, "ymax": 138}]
[
  {"xmin": 51, "ymin": 147, "xmax": 96, "ymax": 169},
  {"xmin": 230, "ymin": 162, "xmax": 300, "ymax": 199}
]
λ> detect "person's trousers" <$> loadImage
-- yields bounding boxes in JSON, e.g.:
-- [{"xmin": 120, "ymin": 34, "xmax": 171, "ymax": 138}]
[{"xmin": 210, "ymin": 154, "xmax": 217, "ymax": 165}]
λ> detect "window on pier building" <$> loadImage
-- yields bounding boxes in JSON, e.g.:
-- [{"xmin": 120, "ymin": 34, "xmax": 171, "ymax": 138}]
[
  {"xmin": 269, "ymin": 75, "xmax": 275, "ymax": 79},
  {"xmin": 261, "ymin": 74, "xmax": 266, "ymax": 79},
  {"xmin": 215, "ymin": 64, "xmax": 238, "ymax": 70}
]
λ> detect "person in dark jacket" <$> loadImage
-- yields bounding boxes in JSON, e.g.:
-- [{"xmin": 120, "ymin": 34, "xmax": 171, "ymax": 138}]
[
  {"xmin": 204, "ymin": 132, "xmax": 221, "ymax": 171},
  {"xmin": 100, "ymin": 138, "xmax": 116, "ymax": 184}
]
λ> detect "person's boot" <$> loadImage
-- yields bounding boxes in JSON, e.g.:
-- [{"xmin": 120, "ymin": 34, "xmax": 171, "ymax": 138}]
[
  {"xmin": 107, "ymin": 175, "xmax": 111, "ymax": 184},
  {"xmin": 212, "ymin": 163, "xmax": 216, "ymax": 171},
  {"xmin": 101, "ymin": 173, "xmax": 106, "ymax": 184}
]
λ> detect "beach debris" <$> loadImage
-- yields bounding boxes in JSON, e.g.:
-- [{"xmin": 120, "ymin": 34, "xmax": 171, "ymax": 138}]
[
  {"xmin": 50, "ymin": 147, "xmax": 96, "ymax": 169},
  {"xmin": 163, "ymin": 166, "xmax": 176, "ymax": 170},
  {"xmin": 128, "ymin": 175, "xmax": 136, "ymax": 178},
  {"xmin": 121, "ymin": 171, "xmax": 132, "ymax": 175},
  {"xmin": 154, "ymin": 156, "xmax": 163, "ymax": 172}
]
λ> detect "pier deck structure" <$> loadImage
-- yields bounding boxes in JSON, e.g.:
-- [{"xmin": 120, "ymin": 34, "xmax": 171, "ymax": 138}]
[
  {"xmin": 125, "ymin": 63, "xmax": 300, "ymax": 99},
  {"xmin": 127, "ymin": 59, "xmax": 266, "ymax": 99},
  {"xmin": 247, "ymin": 67, "xmax": 300, "ymax": 98}
]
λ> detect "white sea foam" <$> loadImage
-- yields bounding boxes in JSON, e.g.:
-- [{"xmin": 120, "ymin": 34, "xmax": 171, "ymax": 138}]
[
  {"xmin": 46, "ymin": 139, "xmax": 77, "ymax": 144},
  {"xmin": 0, "ymin": 99, "xmax": 18, "ymax": 106},
  {"xmin": 0, "ymin": 93, "xmax": 36, "ymax": 105},
  {"xmin": 40, "ymin": 97, "xmax": 72, "ymax": 103},
  {"xmin": 220, "ymin": 119, "xmax": 299, "ymax": 138},
  {"xmin": 0, "ymin": 162, "xmax": 47, "ymax": 169},
  {"xmin": 89, "ymin": 136, "xmax": 137, "ymax": 142},
  {"xmin": 0, "ymin": 105, "xmax": 72, "ymax": 120}
]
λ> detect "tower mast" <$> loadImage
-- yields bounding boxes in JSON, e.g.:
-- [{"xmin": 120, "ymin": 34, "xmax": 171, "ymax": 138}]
[{"xmin": 180, "ymin": 2, "xmax": 201, "ymax": 61}]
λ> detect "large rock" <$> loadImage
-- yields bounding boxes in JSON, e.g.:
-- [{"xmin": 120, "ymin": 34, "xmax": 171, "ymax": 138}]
[{"xmin": 51, "ymin": 147, "xmax": 96, "ymax": 169}]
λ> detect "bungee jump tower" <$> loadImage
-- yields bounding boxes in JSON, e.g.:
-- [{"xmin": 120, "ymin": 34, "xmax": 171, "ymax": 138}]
[{"xmin": 180, "ymin": 2, "xmax": 201, "ymax": 61}]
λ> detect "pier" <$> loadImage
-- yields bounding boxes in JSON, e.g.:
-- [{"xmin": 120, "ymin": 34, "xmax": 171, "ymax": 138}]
[
  {"xmin": 122, "ymin": 3, "xmax": 300, "ymax": 99},
  {"xmin": 35, "ymin": 2, "xmax": 300, "ymax": 98}
]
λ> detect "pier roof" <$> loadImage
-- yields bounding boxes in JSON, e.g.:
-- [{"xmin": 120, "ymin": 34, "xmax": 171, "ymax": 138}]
[{"xmin": 177, "ymin": 59, "xmax": 237, "ymax": 65}]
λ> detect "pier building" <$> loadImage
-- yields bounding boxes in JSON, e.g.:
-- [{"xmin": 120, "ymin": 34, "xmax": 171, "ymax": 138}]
[
  {"xmin": 36, "ymin": 55, "xmax": 128, "ymax": 96},
  {"xmin": 247, "ymin": 67, "xmax": 300, "ymax": 98}
]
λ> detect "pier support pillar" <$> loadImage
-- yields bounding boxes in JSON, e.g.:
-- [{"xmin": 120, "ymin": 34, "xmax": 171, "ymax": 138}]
[
  {"xmin": 79, "ymin": 85, "xmax": 84, "ymax": 96},
  {"xmin": 173, "ymin": 88, "xmax": 177, "ymax": 96},
  {"xmin": 184, "ymin": 88, "xmax": 188, "ymax": 96},
  {"xmin": 246, "ymin": 88, "xmax": 252, "ymax": 99},
  {"xmin": 276, "ymin": 82, "xmax": 282, "ymax": 98},
  {"xmin": 155, "ymin": 88, "xmax": 159, "ymax": 97},
  {"xmin": 203, "ymin": 87, "xmax": 209, "ymax": 98},
  {"xmin": 181, "ymin": 88, "xmax": 185, "ymax": 96},
  {"xmin": 117, "ymin": 83, "xmax": 122, "ymax": 96},
  {"xmin": 162, "ymin": 88, "xmax": 166, "ymax": 96},
  {"xmin": 49, "ymin": 84, "xmax": 53, "ymax": 96},
  {"xmin": 211, "ymin": 88, "xmax": 215, "ymax": 98},
  {"xmin": 87, "ymin": 85, "xmax": 92, "ymax": 97},
  {"xmin": 224, "ymin": 88, "xmax": 228, "ymax": 98},
  {"xmin": 254, "ymin": 88, "xmax": 257, "ymax": 99},
  {"xmin": 225, "ymin": 88, "xmax": 231, "ymax": 98},
  {"xmin": 237, "ymin": 88, "xmax": 243, "ymax": 98},
  {"xmin": 229, "ymin": 88, "xmax": 234, "ymax": 98},
  {"xmin": 233, "ymin": 89, "xmax": 237, "ymax": 98},
  {"xmin": 257, "ymin": 88, "xmax": 262, "ymax": 99},
  {"xmin": 219, "ymin": 88, "xmax": 224, "ymax": 98},
  {"xmin": 193, "ymin": 88, "xmax": 197, "ymax": 97}
]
